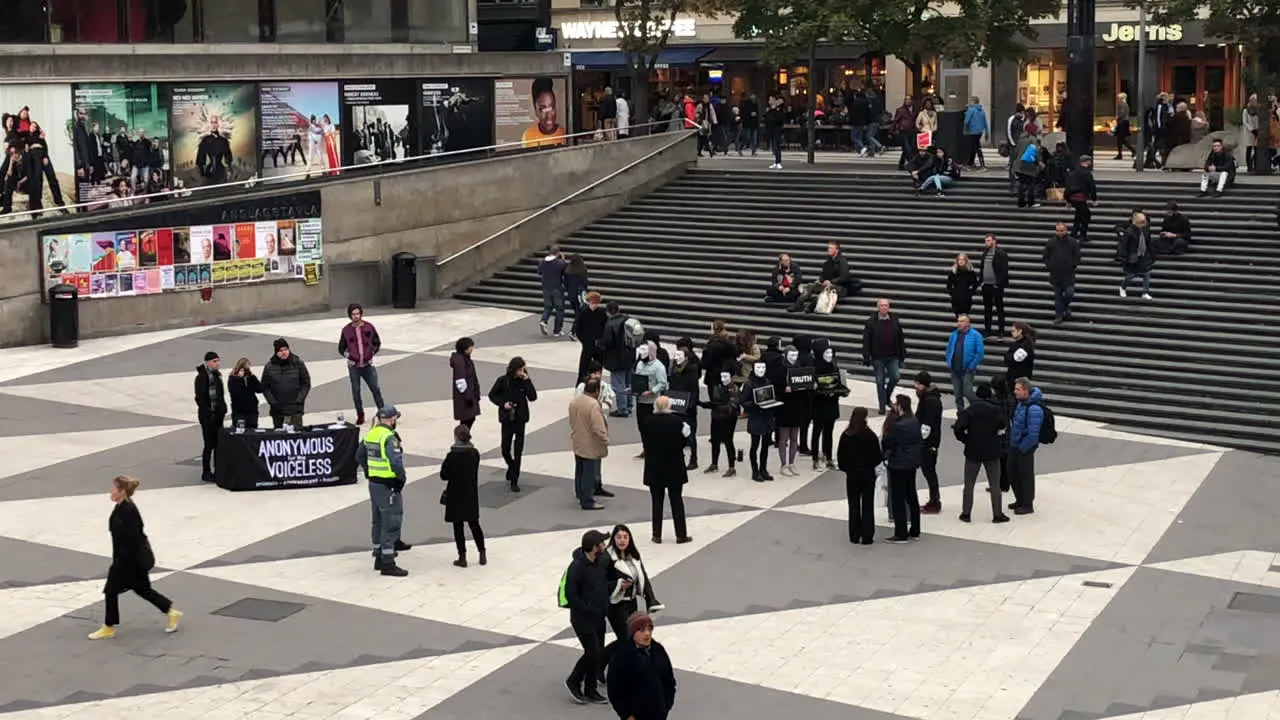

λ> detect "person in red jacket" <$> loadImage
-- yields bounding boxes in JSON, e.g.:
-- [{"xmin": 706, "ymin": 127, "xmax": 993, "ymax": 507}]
[{"xmin": 682, "ymin": 94, "xmax": 697, "ymax": 130}]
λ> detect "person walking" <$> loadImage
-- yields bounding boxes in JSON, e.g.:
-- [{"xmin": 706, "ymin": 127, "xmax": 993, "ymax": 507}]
[
  {"xmin": 440, "ymin": 423, "xmax": 486, "ymax": 568},
  {"xmin": 976, "ymin": 234, "xmax": 1010, "ymax": 339},
  {"xmin": 226, "ymin": 357, "xmax": 262, "ymax": 430},
  {"xmin": 952, "ymin": 383, "xmax": 1010, "ymax": 523},
  {"xmin": 881, "ymin": 394, "xmax": 923, "ymax": 543},
  {"xmin": 914, "ymin": 371, "xmax": 944, "ymax": 514},
  {"xmin": 1043, "ymin": 222, "xmax": 1081, "ymax": 324},
  {"xmin": 946, "ymin": 254, "xmax": 978, "ymax": 318},
  {"xmin": 1005, "ymin": 322, "xmax": 1037, "ymax": 382},
  {"xmin": 565, "ymin": 529, "xmax": 612, "ymax": 705},
  {"xmin": 810, "ymin": 338, "xmax": 848, "ymax": 470},
  {"xmin": 701, "ymin": 369, "xmax": 740, "ymax": 476},
  {"xmin": 338, "ymin": 303, "xmax": 385, "ymax": 425},
  {"xmin": 538, "ymin": 246, "xmax": 567, "ymax": 336},
  {"xmin": 945, "ymin": 315, "xmax": 986, "ymax": 411},
  {"xmin": 600, "ymin": 301, "xmax": 635, "ymax": 418},
  {"xmin": 1008, "ymin": 378, "xmax": 1046, "ymax": 515},
  {"xmin": 575, "ymin": 291, "xmax": 608, "ymax": 381},
  {"xmin": 861, "ymin": 298, "xmax": 907, "ymax": 416},
  {"xmin": 741, "ymin": 361, "xmax": 776, "ymax": 482},
  {"xmin": 642, "ymin": 396, "xmax": 692, "ymax": 544},
  {"xmin": 262, "ymin": 338, "xmax": 312, "ymax": 428},
  {"xmin": 451, "ymin": 337, "xmax": 482, "ymax": 429},
  {"xmin": 489, "ymin": 357, "xmax": 537, "ymax": 492},
  {"xmin": 194, "ymin": 351, "xmax": 225, "ymax": 483},
  {"xmin": 357, "ymin": 405, "xmax": 410, "ymax": 576},
  {"xmin": 605, "ymin": 526, "xmax": 662, "ymax": 646},
  {"xmin": 564, "ymin": 254, "xmax": 590, "ymax": 341},
  {"xmin": 606, "ymin": 612, "xmax": 678, "ymax": 720},
  {"xmin": 569, "ymin": 379, "xmax": 610, "ymax": 511},
  {"xmin": 837, "ymin": 407, "xmax": 883, "ymax": 545},
  {"xmin": 668, "ymin": 338, "xmax": 702, "ymax": 470},
  {"xmin": 88, "ymin": 476, "xmax": 182, "ymax": 640},
  {"xmin": 962, "ymin": 96, "xmax": 988, "ymax": 168},
  {"xmin": 1119, "ymin": 210, "xmax": 1156, "ymax": 300},
  {"xmin": 1065, "ymin": 155, "xmax": 1098, "ymax": 243}
]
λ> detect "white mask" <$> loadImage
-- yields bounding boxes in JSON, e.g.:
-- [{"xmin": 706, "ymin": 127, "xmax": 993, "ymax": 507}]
[
  {"xmin": 720, "ymin": 371, "xmax": 732, "ymax": 385},
  {"xmin": 753, "ymin": 362, "xmax": 766, "ymax": 378},
  {"xmin": 822, "ymin": 348, "xmax": 834, "ymax": 362},
  {"xmin": 673, "ymin": 350, "xmax": 686, "ymax": 364},
  {"xmin": 785, "ymin": 350, "xmax": 799, "ymax": 364},
  {"xmin": 636, "ymin": 346, "xmax": 649, "ymax": 360}
]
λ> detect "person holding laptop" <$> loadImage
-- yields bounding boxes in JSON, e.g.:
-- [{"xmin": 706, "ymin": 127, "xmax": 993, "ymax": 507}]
[
  {"xmin": 741, "ymin": 361, "xmax": 779, "ymax": 482},
  {"xmin": 632, "ymin": 342, "xmax": 668, "ymax": 459}
]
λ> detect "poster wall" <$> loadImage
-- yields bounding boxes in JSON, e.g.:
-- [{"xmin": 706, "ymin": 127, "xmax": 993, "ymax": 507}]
[
  {"xmin": 169, "ymin": 83, "xmax": 259, "ymax": 190},
  {"xmin": 420, "ymin": 78, "xmax": 495, "ymax": 157},
  {"xmin": 0, "ymin": 83, "xmax": 75, "ymax": 213},
  {"xmin": 259, "ymin": 82, "xmax": 341, "ymax": 181},
  {"xmin": 71, "ymin": 83, "xmax": 172, "ymax": 209},
  {"xmin": 494, "ymin": 77, "xmax": 568, "ymax": 149},
  {"xmin": 339, "ymin": 80, "xmax": 418, "ymax": 167}
]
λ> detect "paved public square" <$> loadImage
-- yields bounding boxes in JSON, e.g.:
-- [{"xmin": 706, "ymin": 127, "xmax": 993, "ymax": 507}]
[{"xmin": 2, "ymin": 302, "xmax": 1280, "ymax": 719}]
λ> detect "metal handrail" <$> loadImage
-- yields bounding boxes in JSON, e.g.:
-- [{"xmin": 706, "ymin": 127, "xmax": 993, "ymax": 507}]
[
  {"xmin": 1, "ymin": 120, "xmax": 678, "ymax": 224},
  {"xmin": 436, "ymin": 129, "xmax": 695, "ymax": 268}
]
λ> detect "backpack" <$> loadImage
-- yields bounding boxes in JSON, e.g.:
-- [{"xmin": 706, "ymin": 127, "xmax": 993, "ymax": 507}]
[
  {"xmin": 622, "ymin": 317, "xmax": 645, "ymax": 349},
  {"xmin": 1038, "ymin": 403, "xmax": 1058, "ymax": 444},
  {"xmin": 1112, "ymin": 224, "xmax": 1129, "ymax": 263},
  {"xmin": 557, "ymin": 565, "xmax": 571, "ymax": 608}
]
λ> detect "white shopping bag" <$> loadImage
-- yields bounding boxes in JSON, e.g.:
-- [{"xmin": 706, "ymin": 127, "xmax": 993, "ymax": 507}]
[{"xmin": 875, "ymin": 462, "xmax": 889, "ymax": 515}]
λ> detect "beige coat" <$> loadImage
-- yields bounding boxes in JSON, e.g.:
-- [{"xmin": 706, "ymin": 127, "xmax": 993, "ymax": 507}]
[{"xmin": 569, "ymin": 393, "xmax": 610, "ymax": 459}]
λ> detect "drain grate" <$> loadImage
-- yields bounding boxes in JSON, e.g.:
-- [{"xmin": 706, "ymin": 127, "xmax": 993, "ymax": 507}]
[
  {"xmin": 1082, "ymin": 581, "xmax": 1113, "ymax": 589},
  {"xmin": 212, "ymin": 597, "xmax": 307, "ymax": 622}
]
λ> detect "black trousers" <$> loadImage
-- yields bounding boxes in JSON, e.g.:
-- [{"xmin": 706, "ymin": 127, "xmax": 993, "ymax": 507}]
[
  {"xmin": 452, "ymin": 519, "xmax": 486, "ymax": 555},
  {"xmin": 568, "ymin": 615, "xmax": 606, "ymax": 695},
  {"xmin": 501, "ymin": 421, "xmax": 525, "ymax": 485},
  {"xmin": 749, "ymin": 433, "xmax": 771, "ymax": 474},
  {"xmin": 1016, "ymin": 174, "xmax": 1038, "ymax": 207},
  {"xmin": 766, "ymin": 286, "xmax": 800, "ymax": 303},
  {"xmin": 810, "ymin": 418, "xmax": 835, "ymax": 460},
  {"xmin": 981, "ymin": 284, "xmax": 1006, "ymax": 336},
  {"xmin": 684, "ymin": 408, "xmax": 699, "ymax": 461},
  {"xmin": 650, "ymin": 483, "xmax": 688, "ymax": 540},
  {"xmin": 798, "ymin": 418, "xmax": 811, "ymax": 451},
  {"xmin": 1069, "ymin": 200, "xmax": 1091, "ymax": 239},
  {"xmin": 920, "ymin": 444, "xmax": 940, "ymax": 503},
  {"xmin": 198, "ymin": 411, "xmax": 224, "ymax": 476},
  {"xmin": 888, "ymin": 467, "xmax": 921, "ymax": 538},
  {"xmin": 846, "ymin": 472, "xmax": 876, "ymax": 543},
  {"xmin": 710, "ymin": 416, "xmax": 737, "ymax": 466},
  {"xmin": 105, "ymin": 583, "xmax": 171, "ymax": 626},
  {"xmin": 271, "ymin": 412, "xmax": 303, "ymax": 429},
  {"xmin": 577, "ymin": 341, "xmax": 598, "ymax": 382},
  {"xmin": 1009, "ymin": 449, "xmax": 1037, "ymax": 508}
]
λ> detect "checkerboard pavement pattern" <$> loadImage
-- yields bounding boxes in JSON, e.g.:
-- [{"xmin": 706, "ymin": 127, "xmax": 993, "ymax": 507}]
[{"xmin": 2, "ymin": 301, "xmax": 1280, "ymax": 720}]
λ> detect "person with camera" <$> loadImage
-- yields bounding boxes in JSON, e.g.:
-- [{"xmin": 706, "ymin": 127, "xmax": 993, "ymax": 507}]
[{"xmin": 489, "ymin": 357, "xmax": 538, "ymax": 492}]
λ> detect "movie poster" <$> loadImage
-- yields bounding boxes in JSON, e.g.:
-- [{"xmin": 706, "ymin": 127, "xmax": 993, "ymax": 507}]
[
  {"xmin": 420, "ymin": 78, "xmax": 495, "ymax": 157},
  {"xmin": 189, "ymin": 226, "xmax": 213, "ymax": 264},
  {"xmin": 71, "ymin": 83, "xmax": 171, "ymax": 208},
  {"xmin": 339, "ymin": 80, "xmax": 418, "ymax": 167},
  {"xmin": 494, "ymin": 77, "xmax": 568, "ymax": 149},
  {"xmin": 0, "ymin": 84, "xmax": 75, "ymax": 218},
  {"xmin": 259, "ymin": 82, "xmax": 341, "ymax": 180},
  {"xmin": 169, "ymin": 83, "xmax": 258, "ymax": 190}
]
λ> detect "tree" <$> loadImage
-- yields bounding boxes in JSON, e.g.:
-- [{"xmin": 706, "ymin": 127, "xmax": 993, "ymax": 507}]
[{"xmin": 614, "ymin": 0, "xmax": 720, "ymax": 133}]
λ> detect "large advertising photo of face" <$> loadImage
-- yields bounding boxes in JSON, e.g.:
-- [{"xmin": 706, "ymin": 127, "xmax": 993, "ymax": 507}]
[
  {"xmin": 169, "ymin": 83, "xmax": 259, "ymax": 190},
  {"xmin": 72, "ymin": 83, "xmax": 172, "ymax": 210},
  {"xmin": 420, "ymin": 78, "xmax": 495, "ymax": 158},
  {"xmin": 494, "ymin": 77, "xmax": 568, "ymax": 150},
  {"xmin": 0, "ymin": 83, "xmax": 75, "ymax": 221},
  {"xmin": 259, "ymin": 82, "xmax": 341, "ymax": 181},
  {"xmin": 339, "ymin": 81, "xmax": 417, "ymax": 167}
]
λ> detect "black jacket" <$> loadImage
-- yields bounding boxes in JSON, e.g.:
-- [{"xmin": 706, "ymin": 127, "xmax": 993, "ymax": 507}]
[
  {"xmin": 976, "ymin": 246, "xmax": 1010, "ymax": 288},
  {"xmin": 607, "ymin": 639, "xmax": 678, "ymax": 720},
  {"xmin": 946, "ymin": 268, "xmax": 978, "ymax": 306},
  {"xmin": 1042, "ymin": 234, "xmax": 1081, "ymax": 284},
  {"xmin": 668, "ymin": 356, "xmax": 701, "ymax": 397},
  {"xmin": 1161, "ymin": 213, "xmax": 1192, "ymax": 240},
  {"xmin": 194, "ymin": 364, "xmax": 226, "ymax": 415},
  {"xmin": 764, "ymin": 104, "xmax": 786, "ymax": 132},
  {"xmin": 1005, "ymin": 339, "xmax": 1035, "ymax": 381},
  {"xmin": 565, "ymin": 547, "xmax": 611, "ymax": 621},
  {"xmin": 1204, "ymin": 149, "xmax": 1235, "ymax": 173},
  {"xmin": 700, "ymin": 335, "xmax": 735, "ymax": 388},
  {"xmin": 861, "ymin": 313, "xmax": 907, "ymax": 363},
  {"xmin": 916, "ymin": 387, "xmax": 944, "ymax": 449},
  {"xmin": 882, "ymin": 416, "xmax": 923, "ymax": 471},
  {"xmin": 227, "ymin": 372, "xmax": 262, "ymax": 415},
  {"xmin": 1121, "ymin": 224, "xmax": 1156, "ymax": 274},
  {"xmin": 837, "ymin": 426, "xmax": 883, "ymax": 479},
  {"xmin": 599, "ymin": 314, "xmax": 631, "ymax": 372},
  {"xmin": 576, "ymin": 306, "xmax": 608, "ymax": 348},
  {"xmin": 642, "ymin": 413, "xmax": 690, "ymax": 488},
  {"xmin": 701, "ymin": 382, "xmax": 740, "ymax": 421},
  {"xmin": 770, "ymin": 262, "xmax": 802, "ymax": 293},
  {"xmin": 776, "ymin": 361, "xmax": 812, "ymax": 428},
  {"xmin": 441, "ymin": 443, "xmax": 481, "ymax": 523},
  {"xmin": 488, "ymin": 374, "xmax": 537, "ymax": 424},
  {"xmin": 810, "ymin": 339, "xmax": 848, "ymax": 423},
  {"xmin": 261, "ymin": 354, "xmax": 312, "ymax": 415},
  {"xmin": 953, "ymin": 398, "xmax": 1008, "ymax": 461},
  {"xmin": 820, "ymin": 252, "xmax": 853, "ymax": 293},
  {"xmin": 1064, "ymin": 165, "xmax": 1098, "ymax": 201},
  {"xmin": 106, "ymin": 499, "xmax": 155, "ymax": 594}
]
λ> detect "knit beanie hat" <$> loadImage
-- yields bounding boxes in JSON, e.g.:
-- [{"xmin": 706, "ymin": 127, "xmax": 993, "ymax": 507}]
[
  {"xmin": 273, "ymin": 338, "xmax": 290, "ymax": 352},
  {"xmin": 627, "ymin": 611, "xmax": 654, "ymax": 638},
  {"xmin": 203, "ymin": 351, "xmax": 219, "ymax": 362}
]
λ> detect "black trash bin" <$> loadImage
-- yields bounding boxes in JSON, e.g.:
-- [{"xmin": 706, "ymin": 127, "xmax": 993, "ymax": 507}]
[
  {"xmin": 391, "ymin": 252, "xmax": 417, "ymax": 309},
  {"xmin": 48, "ymin": 283, "xmax": 79, "ymax": 348}
]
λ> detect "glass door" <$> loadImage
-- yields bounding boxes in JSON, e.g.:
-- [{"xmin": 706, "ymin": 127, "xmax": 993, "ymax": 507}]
[{"xmin": 1168, "ymin": 61, "xmax": 1229, "ymax": 129}]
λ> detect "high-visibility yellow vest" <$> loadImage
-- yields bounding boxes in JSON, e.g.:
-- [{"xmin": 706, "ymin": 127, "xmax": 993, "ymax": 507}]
[{"xmin": 363, "ymin": 425, "xmax": 396, "ymax": 479}]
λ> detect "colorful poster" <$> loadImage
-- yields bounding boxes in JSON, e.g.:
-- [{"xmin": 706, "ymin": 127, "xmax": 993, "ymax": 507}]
[
  {"xmin": 91, "ymin": 233, "xmax": 117, "ymax": 272},
  {"xmin": 420, "ymin": 78, "xmax": 495, "ymax": 157},
  {"xmin": 160, "ymin": 266, "xmax": 175, "ymax": 289},
  {"xmin": 494, "ymin": 77, "xmax": 568, "ymax": 149},
  {"xmin": 212, "ymin": 262, "xmax": 227, "ymax": 284},
  {"xmin": 339, "ymin": 80, "xmax": 417, "ymax": 166},
  {"xmin": 118, "ymin": 271, "xmax": 135, "ymax": 296},
  {"xmin": 277, "ymin": 220, "xmax": 297, "ymax": 256},
  {"xmin": 144, "ymin": 269, "xmax": 161, "ymax": 293},
  {"xmin": 71, "ymin": 83, "xmax": 171, "ymax": 208},
  {"xmin": 259, "ymin": 82, "xmax": 341, "ymax": 180},
  {"xmin": 168, "ymin": 83, "xmax": 258, "ymax": 190},
  {"xmin": 103, "ymin": 273, "xmax": 119, "ymax": 296},
  {"xmin": 67, "ymin": 234, "xmax": 92, "ymax": 272},
  {"xmin": 211, "ymin": 224, "xmax": 232, "ymax": 261},
  {"xmin": 42, "ymin": 235, "xmax": 70, "ymax": 281},
  {"xmin": 138, "ymin": 229, "xmax": 158, "ymax": 266},
  {"xmin": 254, "ymin": 221, "xmax": 276, "ymax": 258},
  {"xmin": 155, "ymin": 228, "xmax": 174, "ymax": 265},
  {"xmin": 250, "ymin": 259, "xmax": 266, "ymax": 280},
  {"xmin": 90, "ymin": 274, "xmax": 107, "ymax": 297},
  {"xmin": 0, "ymin": 84, "xmax": 75, "ymax": 214},
  {"xmin": 173, "ymin": 228, "xmax": 192, "ymax": 264},
  {"xmin": 114, "ymin": 232, "xmax": 138, "ymax": 270},
  {"xmin": 198, "ymin": 264, "xmax": 212, "ymax": 285},
  {"xmin": 73, "ymin": 273, "xmax": 91, "ymax": 296},
  {"xmin": 174, "ymin": 266, "xmax": 188, "ymax": 288},
  {"xmin": 234, "ymin": 223, "xmax": 255, "ymax": 259}
]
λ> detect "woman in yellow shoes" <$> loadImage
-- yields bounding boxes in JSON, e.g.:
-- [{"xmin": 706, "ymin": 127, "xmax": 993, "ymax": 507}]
[{"xmin": 88, "ymin": 476, "xmax": 182, "ymax": 640}]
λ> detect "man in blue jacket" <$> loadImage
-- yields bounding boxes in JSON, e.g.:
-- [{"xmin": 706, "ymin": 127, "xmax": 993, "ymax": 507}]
[
  {"xmin": 1008, "ymin": 378, "xmax": 1044, "ymax": 515},
  {"xmin": 962, "ymin": 96, "xmax": 988, "ymax": 169},
  {"xmin": 944, "ymin": 314, "xmax": 985, "ymax": 411},
  {"xmin": 538, "ymin": 246, "xmax": 567, "ymax": 336}
]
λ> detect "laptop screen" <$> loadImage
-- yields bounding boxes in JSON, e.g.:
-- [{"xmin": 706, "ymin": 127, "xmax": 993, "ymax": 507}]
[{"xmin": 753, "ymin": 384, "xmax": 776, "ymax": 404}]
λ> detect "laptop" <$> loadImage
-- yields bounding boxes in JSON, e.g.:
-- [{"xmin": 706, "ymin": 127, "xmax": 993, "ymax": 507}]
[
  {"xmin": 631, "ymin": 374, "xmax": 650, "ymax": 395},
  {"xmin": 752, "ymin": 384, "xmax": 784, "ymax": 410}
]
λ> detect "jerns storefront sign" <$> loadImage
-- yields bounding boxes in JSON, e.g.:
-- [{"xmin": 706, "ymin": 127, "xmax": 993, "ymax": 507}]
[{"xmin": 1100, "ymin": 23, "xmax": 1183, "ymax": 43}]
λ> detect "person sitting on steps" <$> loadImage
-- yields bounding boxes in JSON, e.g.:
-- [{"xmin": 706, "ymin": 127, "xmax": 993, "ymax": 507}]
[
  {"xmin": 766, "ymin": 252, "xmax": 803, "ymax": 304},
  {"xmin": 788, "ymin": 241, "xmax": 860, "ymax": 313},
  {"xmin": 1198, "ymin": 138, "xmax": 1235, "ymax": 197}
]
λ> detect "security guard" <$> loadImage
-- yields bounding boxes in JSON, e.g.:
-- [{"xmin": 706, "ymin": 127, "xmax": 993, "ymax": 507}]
[{"xmin": 356, "ymin": 405, "xmax": 411, "ymax": 577}]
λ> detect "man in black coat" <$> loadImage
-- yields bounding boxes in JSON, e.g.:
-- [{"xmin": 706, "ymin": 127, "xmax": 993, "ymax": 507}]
[
  {"xmin": 194, "ymin": 351, "xmax": 226, "ymax": 482},
  {"xmin": 953, "ymin": 383, "xmax": 1010, "ymax": 523},
  {"xmin": 1157, "ymin": 201, "xmax": 1192, "ymax": 256},
  {"xmin": 642, "ymin": 396, "xmax": 692, "ymax": 544},
  {"xmin": 599, "ymin": 301, "xmax": 633, "ymax": 418},
  {"xmin": 861, "ymin": 298, "xmax": 908, "ymax": 415},
  {"xmin": 668, "ymin": 337, "xmax": 702, "ymax": 469},
  {"xmin": 914, "ymin": 371, "xmax": 945, "ymax": 514},
  {"xmin": 607, "ymin": 612, "xmax": 678, "ymax": 720},
  {"xmin": 976, "ymin": 233, "xmax": 1011, "ymax": 338},
  {"xmin": 261, "ymin": 338, "xmax": 312, "ymax": 428},
  {"xmin": 1043, "ymin": 222, "xmax": 1081, "ymax": 324},
  {"xmin": 565, "ymin": 529, "xmax": 612, "ymax": 704},
  {"xmin": 575, "ymin": 291, "xmax": 608, "ymax": 381}
]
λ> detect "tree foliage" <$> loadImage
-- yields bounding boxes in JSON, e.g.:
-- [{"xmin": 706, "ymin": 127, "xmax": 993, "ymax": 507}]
[
  {"xmin": 1136, "ymin": 0, "xmax": 1280, "ymax": 90},
  {"xmin": 615, "ymin": 0, "xmax": 721, "ymax": 70}
]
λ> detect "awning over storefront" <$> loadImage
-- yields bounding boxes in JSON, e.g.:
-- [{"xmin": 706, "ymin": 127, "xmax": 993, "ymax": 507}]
[
  {"xmin": 572, "ymin": 46, "xmax": 714, "ymax": 69},
  {"xmin": 700, "ymin": 43, "xmax": 870, "ymax": 64}
]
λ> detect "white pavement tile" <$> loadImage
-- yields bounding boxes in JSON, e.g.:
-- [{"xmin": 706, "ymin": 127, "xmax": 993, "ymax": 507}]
[
  {"xmin": 0, "ymin": 576, "xmax": 157, "ymax": 642},
  {"xmin": 0, "ymin": 644, "xmax": 536, "ymax": 720},
  {"xmin": 1095, "ymin": 690, "xmax": 1280, "ymax": 718},
  {"xmin": 653, "ymin": 567, "xmax": 1135, "ymax": 720},
  {"xmin": 0, "ymin": 326, "xmax": 215, "ymax": 385},
  {"xmin": 191, "ymin": 510, "xmax": 761, "ymax": 642},
  {"xmin": 1148, "ymin": 550, "xmax": 1280, "ymax": 589},
  {"xmin": 0, "ymin": 467, "xmax": 436, "ymax": 570},
  {"xmin": 393, "ymin": 387, "xmax": 577, "ymax": 458},
  {"xmin": 0, "ymin": 424, "xmax": 189, "ymax": 481},
  {"xmin": 238, "ymin": 307, "xmax": 532, "ymax": 353}
]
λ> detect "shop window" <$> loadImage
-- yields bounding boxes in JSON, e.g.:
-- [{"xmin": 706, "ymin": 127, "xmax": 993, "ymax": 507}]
[
  {"xmin": 408, "ymin": 0, "xmax": 467, "ymax": 43},
  {"xmin": 1018, "ymin": 51, "xmax": 1066, "ymax": 130},
  {"xmin": 202, "ymin": 0, "xmax": 262, "ymax": 41},
  {"xmin": 275, "ymin": 0, "xmax": 327, "ymax": 42}
]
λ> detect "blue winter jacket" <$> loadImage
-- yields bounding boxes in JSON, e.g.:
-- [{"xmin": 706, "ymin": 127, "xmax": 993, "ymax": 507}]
[
  {"xmin": 945, "ymin": 329, "xmax": 985, "ymax": 373},
  {"xmin": 1010, "ymin": 387, "xmax": 1045, "ymax": 453},
  {"xmin": 963, "ymin": 104, "xmax": 988, "ymax": 136}
]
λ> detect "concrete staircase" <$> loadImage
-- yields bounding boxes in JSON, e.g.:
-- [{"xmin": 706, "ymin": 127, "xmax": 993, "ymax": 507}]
[{"xmin": 457, "ymin": 167, "xmax": 1280, "ymax": 454}]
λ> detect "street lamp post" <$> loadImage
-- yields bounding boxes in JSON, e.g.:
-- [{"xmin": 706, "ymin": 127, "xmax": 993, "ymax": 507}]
[{"xmin": 1065, "ymin": 0, "xmax": 1097, "ymax": 158}]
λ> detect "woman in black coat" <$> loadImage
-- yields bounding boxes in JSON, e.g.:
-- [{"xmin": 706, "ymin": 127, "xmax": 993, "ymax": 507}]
[
  {"xmin": 641, "ymin": 396, "xmax": 691, "ymax": 544},
  {"xmin": 227, "ymin": 357, "xmax": 263, "ymax": 429},
  {"xmin": 607, "ymin": 612, "xmax": 677, "ymax": 720},
  {"xmin": 809, "ymin": 338, "xmax": 848, "ymax": 470},
  {"xmin": 837, "ymin": 407, "xmax": 883, "ymax": 545},
  {"xmin": 440, "ymin": 424, "xmax": 485, "ymax": 567},
  {"xmin": 89, "ymin": 476, "xmax": 181, "ymax": 640},
  {"xmin": 1004, "ymin": 321, "xmax": 1036, "ymax": 382},
  {"xmin": 488, "ymin": 356, "xmax": 537, "ymax": 492},
  {"xmin": 775, "ymin": 344, "xmax": 810, "ymax": 476},
  {"xmin": 946, "ymin": 253, "xmax": 978, "ymax": 317}
]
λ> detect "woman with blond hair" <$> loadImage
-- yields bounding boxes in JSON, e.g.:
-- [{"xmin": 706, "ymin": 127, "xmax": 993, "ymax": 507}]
[
  {"xmin": 89, "ymin": 476, "xmax": 181, "ymax": 640},
  {"xmin": 1114, "ymin": 92, "xmax": 1135, "ymax": 160},
  {"xmin": 945, "ymin": 253, "xmax": 978, "ymax": 318}
]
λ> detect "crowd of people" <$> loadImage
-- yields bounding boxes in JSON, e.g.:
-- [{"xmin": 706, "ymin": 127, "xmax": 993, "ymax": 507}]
[{"xmin": 2, "ymin": 106, "xmax": 70, "ymax": 216}]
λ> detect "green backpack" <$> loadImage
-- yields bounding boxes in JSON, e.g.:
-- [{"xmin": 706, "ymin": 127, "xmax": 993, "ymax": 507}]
[{"xmin": 557, "ymin": 565, "xmax": 571, "ymax": 609}]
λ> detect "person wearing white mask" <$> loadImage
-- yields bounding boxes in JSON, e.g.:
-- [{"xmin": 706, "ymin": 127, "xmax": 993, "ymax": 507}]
[
  {"xmin": 810, "ymin": 338, "xmax": 849, "ymax": 470},
  {"xmin": 633, "ymin": 342, "xmax": 669, "ymax": 459},
  {"xmin": 775, "ymin": 344, "xmax": 811, "ymax": 476},
  {"xmin": 667, "ymin": 337, "xmax": 702, "ymax": 470},
  {"xmin": 701, "ymin": 370, "xmax": 741, "ymax": 476},
  {"xmin": 741, "ymin": 361, "xmax": 776, "ymax": 481}
]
